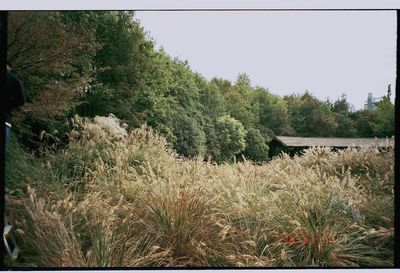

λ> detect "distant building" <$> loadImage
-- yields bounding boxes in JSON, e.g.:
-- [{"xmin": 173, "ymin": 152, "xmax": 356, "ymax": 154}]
[
  {"xmin": 269, "ymin": 136, "xmax": 394, "ymax": 157},
  {"xmin": 364, "ymin": 93, "xmax": 377, "ymax": 110}
]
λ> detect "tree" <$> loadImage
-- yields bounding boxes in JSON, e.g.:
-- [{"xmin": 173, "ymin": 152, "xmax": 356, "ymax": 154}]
[
  {"xmin": 331, "ymin": 94, "xmax": 357, "ymax": 137},
  {"xmin": 197, "ymin": 77, "xmax": 227, "ymax": 161},
  {"xmin": 285, "ymin": 92, "xmax": 337, "ymax": 137},
  {"xmin": 223, "ymin": 88, "xmax": 255, "ymax": 130},
  {"xmin": 331, "ymin": 93, "xmax": 349, "ymax": 114},
  {"xmin": 170, "ymin": 107, "xmax": 206, "ymax": 158},
  {"xmin": 243, "ymin": 128, "xmax": 269, "ymax": 162},
  {"xmin": 351, "ymin": 110, "xmax": 375, "ymax": 137},
  {"xmin": 202, "ymin": 119, "xmax": 221, "ymax": 161},
  {"xmin": 91, "ymin": 11, "xmax": 152, "ymax": 89},
  {"xmin": 87, "ymin": 11, "xmax": 154, "ymax": 127},
  {"xmin": 369, "ymin": 85, "xmax": 395, "ymax": 137},
  {"xmin": 215, "ymin": 115, "xmax": 247, "ymax": 162},
  {"xmin": 235, "ymin": 73, "xmax": 251, "ymax": 90},
  {"xmin": 198, "ymin": 80, "xmax": 226, "ymax": 120},
  {"xmin": 333, "ymin": 113, "xmax": 357, "ymax": 137},
  {"xmin": 255, "ymin": 88, "xmax": 290, "ymax": 136},
  {"xmin": 210, "ymin": 77, "xmax": 231, "ymax": 94},
  {"xmin": 7, "ymin": 11, "xmax": 99, "ymax": 148}
]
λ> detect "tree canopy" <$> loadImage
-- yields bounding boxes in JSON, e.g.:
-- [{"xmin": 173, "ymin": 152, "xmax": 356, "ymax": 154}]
[{"xmin": 8, "ymin": 11, "xmax": 395, "ymax": 162}]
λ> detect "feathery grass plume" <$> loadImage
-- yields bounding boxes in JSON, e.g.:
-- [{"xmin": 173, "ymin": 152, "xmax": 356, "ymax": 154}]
[
  {"xmin": 20, "ymin": 186, "xmax": 86, "ymax": 266},
  {"xmin": 134, "ymin": 187, "xmax": 232, "ymax": 266},
  {"xmin": 5, "ymin": 115, "xmax": 394, "ymax": 267}
]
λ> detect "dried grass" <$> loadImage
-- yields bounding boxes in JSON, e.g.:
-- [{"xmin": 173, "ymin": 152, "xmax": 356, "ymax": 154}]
[{"xmin": 5, "ymin": 115, "xmax": 394, "ymax": 267}]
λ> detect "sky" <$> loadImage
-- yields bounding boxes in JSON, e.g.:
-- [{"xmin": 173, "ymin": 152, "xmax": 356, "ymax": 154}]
[
  {"xmin": 3, "ymin": 0, "xmax": 400, "ymax": 10},
  {"xmin": 135, "ymin": 10, "xmax": 397, "ymax": 111}
]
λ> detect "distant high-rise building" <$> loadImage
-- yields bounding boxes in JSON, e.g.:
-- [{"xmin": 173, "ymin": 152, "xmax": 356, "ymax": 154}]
[{"xmin": 364, "ymin": 92, "xmax": 377, "ymax": 110}]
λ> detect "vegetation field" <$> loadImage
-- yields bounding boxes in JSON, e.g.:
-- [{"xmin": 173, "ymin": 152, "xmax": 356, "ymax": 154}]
[
  {"xmin": 5, "ymin": 11, "xmax": 395, "ymax": 268},
  {"xmin": 5, "ymin": 115, "xmax": 394, "ymax": 267}
]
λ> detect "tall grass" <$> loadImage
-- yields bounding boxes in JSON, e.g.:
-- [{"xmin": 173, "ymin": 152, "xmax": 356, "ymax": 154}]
[{"xmin": 5, "ymin": 115, "xmax": 394, "ymax": 267}]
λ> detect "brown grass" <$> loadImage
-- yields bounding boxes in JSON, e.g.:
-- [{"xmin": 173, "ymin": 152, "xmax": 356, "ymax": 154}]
[{"xmin": 5, "ymin": 115, "xmax": 394, "ymax": 267}]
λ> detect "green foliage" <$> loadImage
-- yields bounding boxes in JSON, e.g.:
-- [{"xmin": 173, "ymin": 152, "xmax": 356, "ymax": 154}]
[
  {"xmin": 369, "ymin": 86, "xmax": 395, "ymax": 137},
  {"xmin": 330, "ymin": 95, "xmax": 357, "ymax": 137},
  {"xmin": 333, "ymin": 113, "xmax": 357, "ymax": 137},
  {"xmin": 352, "ymin": 110, "xmax": 375, "ymax": 137},
  {"xmin": 210, "ymin": 77, "xmax": 232, "ymax": 94},
  {"xmin": 202, "ymin": 118, "xmax": 221, "ymax": 160},
  {"xmin": 199, "ymin": 80, "xmax": 226, "ymax": 120},
  {"xmin": 75, "ymin": 87, "xmax": 117, "ymax": 117},
  {"xmin": 286, "ymin": 92, "xmax": 337, "ymax": 137},
  {"xmin": 8, "ymin": 10, "xmax": 394, "ymax": 163},
  {"xmin": 137, "ymin": 49, "xmax": 208, "ymax": 158},
  {"xmin": 91, "ymin": 11, "xmax": 152, "ymax": 88},
  {"xmin": 331, "ymin": 94, "xmax": 349, "ymax": 114},
  {"xmin": 169, "ymin": 107, "xmax": 206, "ymax": 158},
  {"xmin": 215, "ymin": 115, "xmax": 247, "ymax": 162},
  {"xmin": 255, "ymin": 88, "xmax": 290, "ymax": 136},
  {"xmin": 235, "ymin": 73, "xmax": 252, "ymax": 90},
  {"xmin": 223, "ymin": 89, "xmax": 255, "ymax": 130},
  {"xmin": 243, "ymin": 128, "xmax": 269, "ymax": 162}
]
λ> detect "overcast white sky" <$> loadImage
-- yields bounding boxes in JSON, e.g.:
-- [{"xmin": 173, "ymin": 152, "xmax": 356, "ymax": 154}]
[{"xmin": 135, "ymin": 11, "xmax": 397, "ymax": 110}]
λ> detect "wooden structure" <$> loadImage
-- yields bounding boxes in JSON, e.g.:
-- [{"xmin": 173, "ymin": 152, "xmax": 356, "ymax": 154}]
[{"xmin": 268, "ymin": 136, "xmax": 394, "ymax": 157}]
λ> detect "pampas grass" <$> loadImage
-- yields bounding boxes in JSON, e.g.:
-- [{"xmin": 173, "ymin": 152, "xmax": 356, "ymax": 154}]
[{"xmin": 5, "ymin": 115, "xmax": 394, "ymax": 267}]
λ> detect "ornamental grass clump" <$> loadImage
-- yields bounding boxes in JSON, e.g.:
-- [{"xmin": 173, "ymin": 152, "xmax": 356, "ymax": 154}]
[
  {"xmin": 5, "ymin": 115, "xmax": 394, "ymax": 267},
  {"xmin": 135, "ymin": 187, "xmax": 232, "ymax": 266}
]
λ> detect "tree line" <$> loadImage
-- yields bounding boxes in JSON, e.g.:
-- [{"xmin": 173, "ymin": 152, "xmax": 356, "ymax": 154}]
[{"xmin": 7, "ymin": 11, "xmax": 395, "ymax": 163}]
